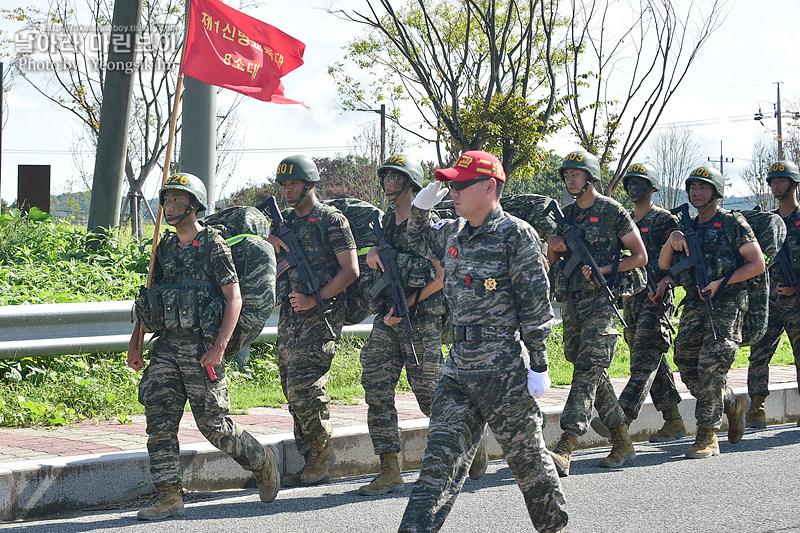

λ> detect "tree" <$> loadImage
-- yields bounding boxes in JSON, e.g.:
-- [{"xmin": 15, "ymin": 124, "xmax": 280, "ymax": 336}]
[
  {"xmin": 646, "ymin": 125, "xmax": 703, "ymax": 209},
  {"xmin": 6, "ymin": 1, "xmax": 246, "ymax": 238},
  {"xmin": 329, "ymin": 0, "xmax": 568, "ymax": 177},
  {"xmin": 562, "ymin": 0, "xmax": 730, "ymax": 194},
  {"xmin": 503, "ymin": 150, "xmax": 564, "ymax": 199}
]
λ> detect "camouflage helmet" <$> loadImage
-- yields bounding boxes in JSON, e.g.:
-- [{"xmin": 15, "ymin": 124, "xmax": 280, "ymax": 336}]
[
  {"xmin": 159, "ymin": 172, "xmax": 207, "ymax": 213},
  {"xmin": 275, "ymin": 155, "xmax": 320, "ymax": 183},
  {"xmin": 378, "ymin": 153, "xmax": 424, "ymax": 191},
  {"xmin": 685, "ymin": 165, "xmax": 724, "ymax": 198},
  {"xmin": 622, "ymin": 162, "xmax": 659, "ymax": 191},
  {"xmin": 766, "ymin": 160, "xmax": 800, "ymax": 184},
  {"xmin": 559, "ymin": 150, "xmax": 601, "ymax": 183}
]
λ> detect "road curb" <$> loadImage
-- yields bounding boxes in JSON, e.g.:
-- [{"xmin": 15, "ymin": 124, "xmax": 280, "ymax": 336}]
[{"xmin": 1, "ymin": 383, "xmax": 797, "ymax": 522}]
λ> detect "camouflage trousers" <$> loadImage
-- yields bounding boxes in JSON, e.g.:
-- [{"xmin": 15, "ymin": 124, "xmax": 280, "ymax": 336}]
[
  {"xmin": 277, "ymin": 297, "xmax": 346, "ymax": 456},
  {"xmin": 361, "ymin": 313, "xmax": 444, "ymax": 456},
  {"xmin": 674, "ymin": 298, "xmax": 740, "ymax": 429},
  {"xmin": 748, "ymin": 293, "xmax": 800, "ymax": 398},
  {"xmin": 399, "ymin": 358, "xmax": 568, "ymax": 533},
  {"xmin": 561, "ymin": 293, "xmax": 625, "ymax": 435},
  {"xmin": 138, "ymin": 334, "xmax": 267, "ymax": 489},
  {"xmin": 617, "ymin": 290, "xmax": 681, "ymax": 418}
]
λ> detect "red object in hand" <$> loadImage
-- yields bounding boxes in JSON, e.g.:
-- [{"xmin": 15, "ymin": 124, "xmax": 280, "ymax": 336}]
[{"xmin": 206, "ymin": 365, "xmax": 218, "ymax": 382}]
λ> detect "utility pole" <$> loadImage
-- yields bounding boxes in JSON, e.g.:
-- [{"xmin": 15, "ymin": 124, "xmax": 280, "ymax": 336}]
[
  {"xmin": 708, "ymin": 140, "xmax": 734, "ymax": 176},
  {"xmin": 754, "ymin": 82, "xmax": 800, "ymax": 161},
  {"xmin": 354, "ymin": 104, "xmax": 386, "ymax": 205}
]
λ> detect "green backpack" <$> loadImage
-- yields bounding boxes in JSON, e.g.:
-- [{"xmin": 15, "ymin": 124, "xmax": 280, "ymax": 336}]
[
  {"xmin": 725, "ymin": 207, "xmax": 786, "ymax": 346},
  {"xmin": 203, "ymin": 206, "xmax": 277, "ymax": 358},
  {"xmin": 322, "ymin": 198, "xmax": 385, "ymax": 325}
]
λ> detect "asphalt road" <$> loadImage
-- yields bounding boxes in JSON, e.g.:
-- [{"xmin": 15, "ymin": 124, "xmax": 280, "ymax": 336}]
[{"xmin": 4, "ymin": 425, "xmax": 800, "ymax": 533}]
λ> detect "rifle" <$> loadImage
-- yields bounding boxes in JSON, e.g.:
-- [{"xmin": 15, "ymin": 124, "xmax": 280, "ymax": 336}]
[
  {"xmin": 262, "ymin": 196, "xmax": 335, "ymax": 337},
  {"xmin": 667, "ymin": 203, "xmax": 718, "ymax": 340},
  {"xmin": 645, "ymin": 266, "xmax": 676, "ymax": 334},
  {"xmin": 367, "ymin": 211, "xmax": 419, "ymax": 365},
  {"xmin": 544, "ymin": 199, "xmax": 627, "ymax": 328},
  {"xmin": 770, "ymin": 244, "xmax": 800, "ymax": 303}
]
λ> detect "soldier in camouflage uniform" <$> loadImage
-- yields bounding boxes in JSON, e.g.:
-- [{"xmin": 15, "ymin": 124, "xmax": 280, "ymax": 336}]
[
  {"xmin": 398, "ymin": 150, "xmax": 568, "ymax": 533},
  {"xmin": 659, "ymin": 166, "xmax": 764, "ymax": 458},
  {"xmin": 128, "ymin": 173, "xmax": 279, "ymax": 520},
  {"xmin": 267, "ymin": 155, "xmax": 359, "ymax": 487},
  {"xmin": 591, "ymin": 163, "xmax": 686, "ymax": 443},
  {"xmin": 358, "ymin": 154, "xmax": 447, "ymax": 496},
  {"xmin": 546, "ymin": 151, "xmax": 647, "ymax": 477},
  {"xmin": 746, "ymin": 160, "xmax": 800, "ymax": 428}
]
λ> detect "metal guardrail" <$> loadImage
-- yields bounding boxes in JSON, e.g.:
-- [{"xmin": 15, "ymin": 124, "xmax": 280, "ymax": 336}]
[{"xmin": 0, "ymin": 301, "xmax": 374, "ymax": 360}]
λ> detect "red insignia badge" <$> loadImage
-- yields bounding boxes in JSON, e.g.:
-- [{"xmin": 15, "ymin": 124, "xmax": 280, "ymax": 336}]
[
  {"xmin": 795, "ymin": 220, "xmax": 800, "ymax": 226},
  {"xmin": 465, "ymin": 273, "xmax": 471, "ymax": 287},
  {"xmin": 448, "ymin": 246, "xmax": 458, "ymax": 258},
  {"xmin": 641, "ymin": 227, "xmax": 650, "ymax": 233},
  {"xmin": 192, "ymin": 240, "xmax": 200, "ymax": 247},
  {"xmin": 309, "ymin": 217, "xmax": 318, "ymax": 222},
  {"xmin": 589, "ymin": 216, "xmax": 599, "ymax": 223},
  {"xmin": 713, "ymin": 222, "xmax": 722, "ymax": 228}
]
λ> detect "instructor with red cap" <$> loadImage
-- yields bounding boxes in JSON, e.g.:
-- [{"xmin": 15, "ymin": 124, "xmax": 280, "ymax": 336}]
[{"xmin": 397, "ymin": 151, "xmax": 568, "ymax": 533}]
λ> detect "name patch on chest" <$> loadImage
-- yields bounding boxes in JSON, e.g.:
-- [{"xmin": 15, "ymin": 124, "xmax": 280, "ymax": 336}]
[{"xmin": 589, "ymin": 216, "xmax": 600, "ymax": 223}]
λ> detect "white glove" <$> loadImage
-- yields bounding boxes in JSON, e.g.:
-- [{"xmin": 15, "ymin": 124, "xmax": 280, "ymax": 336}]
[
  {"xmin": 527, "ymin": 369, "xmax": 551, "ymax": 399},
  {"xmin": 413, "ymin": 181, "xmax": 449, "ymax": 210}
]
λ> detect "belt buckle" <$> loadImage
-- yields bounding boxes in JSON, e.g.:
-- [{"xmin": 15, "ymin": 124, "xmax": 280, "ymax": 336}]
[{"xmin": 469, "ymin": 325, "xmax": 482, "ymax": 342}]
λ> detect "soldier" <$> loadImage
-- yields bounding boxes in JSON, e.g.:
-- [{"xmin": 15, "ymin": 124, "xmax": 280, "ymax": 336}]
[
  {"xmin": 267, "ymin": 155, "xmax": 359, "ymax": 486},
  {"xmin": 358, "ymin": 154, "xmax": 447, "ymax": 496},
  {"xmin": 659, "ymin": 166, "xmax": 764, "ymax": 458},
  {"xmin": 398, "ymin": 150, "xmax": 568, "ymax": 533},
  {"xmin": 546, "ymin": 151, "xmax": 647, "ymax": 476},
  {"xmin": 591, "ymin": 163, "xmax": 686, "ymax": 442},
  {"xmin": 127, "ymin": 173, "xmax": 279, "ymax": 520},
  {"xmin": 746, "ymin": 160, "xmax": 800, "ymax": 428}
]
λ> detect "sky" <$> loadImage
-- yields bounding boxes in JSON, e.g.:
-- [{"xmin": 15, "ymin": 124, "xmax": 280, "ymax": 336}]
[{"xmin": 1, "ymin": 0, "xmax": 799, "ymax": 205}]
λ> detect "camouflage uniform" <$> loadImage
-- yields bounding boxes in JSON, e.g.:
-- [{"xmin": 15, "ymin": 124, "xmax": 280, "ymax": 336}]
[
  {"xmin": 616, "ymin": 206, "xmax": 681, "ymax": 418},
  {"xmin": 138, "ymin": 228, "xmax": 267, "ymax": 490},
  {"xmin": 748, "ymin": 207, "xmax": 800, "ymax": 398},
  {"xmin": 275, "ymin": 202, "xmax": 356, "ymax": 456},
  {"xmin": 361, "ymin": 211, "xmax": 445, "ymax": 455},
  {"xmin": 555, "ymin": 196, "xmax": 634, "ymax": 435},
  {"xmin": 398, "ymin": 205, "xmax": 568, "ymax": 533},
  {"xmin": 673, "ymin": 209, "xmax": 757, "ymax": 429}
]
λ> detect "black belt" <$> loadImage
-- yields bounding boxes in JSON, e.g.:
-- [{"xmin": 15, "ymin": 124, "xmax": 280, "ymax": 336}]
[{"xmin": 452, "ymin": 325, "xmax": 517, "ymax": 342}]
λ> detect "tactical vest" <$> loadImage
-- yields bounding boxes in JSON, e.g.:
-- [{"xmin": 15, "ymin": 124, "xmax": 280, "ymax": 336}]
[
  {"xmin": 551, "ymin": 196, "xmax": 645, "ymax": 300},
  {"xmin": 676, "ymin": 209, "xmax": 746, "ymax": 302},
  {"xmin": 275, "ymin": 203, "xmax": 344, "ymax": 302},
  {"xmin": 135, "ymin": 227, "xmax": 226, "ymax": 340},
  {"xmin": 379, "ymin": 212, "xmax": 446, "ymax": 317},
  {"xmin": 637, "ymin": 205, "xmax": 675, "ymax": 282},
  {"xmin": 771, "ymin": 207, "xmax": 800, "ymax": 288}
]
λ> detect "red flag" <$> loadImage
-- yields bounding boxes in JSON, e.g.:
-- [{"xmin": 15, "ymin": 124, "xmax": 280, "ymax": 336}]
[{"xmin": 182, "ymin": 0, "xmax": 306, "ymax": 105}]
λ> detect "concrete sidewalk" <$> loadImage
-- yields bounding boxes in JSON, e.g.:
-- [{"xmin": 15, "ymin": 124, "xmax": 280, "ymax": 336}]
[{"xmin": 1, "ymin": 366, "xmax": 798, "ymax": 521}]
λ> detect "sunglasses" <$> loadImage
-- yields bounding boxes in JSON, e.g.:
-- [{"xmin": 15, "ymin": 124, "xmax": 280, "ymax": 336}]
[{"xmin": 449, "ymin": 177, "xmax": 491, "ymax": 191}]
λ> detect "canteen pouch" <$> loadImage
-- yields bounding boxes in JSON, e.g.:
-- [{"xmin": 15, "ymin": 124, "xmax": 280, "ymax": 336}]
[{"xmin": 134, "ymin": 286, "xmax": 164, "ymax": 333}]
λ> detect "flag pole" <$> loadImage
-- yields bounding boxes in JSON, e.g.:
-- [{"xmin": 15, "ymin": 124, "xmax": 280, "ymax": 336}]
[{"xmin": 135, "ymin": 2, "xmax": 193, "ymax": 353}]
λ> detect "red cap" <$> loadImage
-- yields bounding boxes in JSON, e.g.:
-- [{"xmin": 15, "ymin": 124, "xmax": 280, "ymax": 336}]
[{"xmin": 435, "ymin": 150, "xmax": 506, "ymax": 183}]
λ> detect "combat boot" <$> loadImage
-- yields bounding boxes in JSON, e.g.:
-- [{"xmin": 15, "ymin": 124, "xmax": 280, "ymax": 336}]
[
  {"xmin": 591, "ymin": 415, "xmax": 633, "ymax": 440},
  {"xmin": 137, "ymin": 485, "xmax": 185, "ymax": 521},
  {"xmin": 725, "ymin": 393, "xmax": 749, "ymax": 444},
  {"xmin": 685, "ymin": 426, "xmax": 719, "ymax": 459},
  {"xmin": 254, "ymin": 445, "xmax": 280, "ymax": 503},
  {"xmin": 468, "ymin": 427, "xmax": 489, "ymax": 480},
  {"xmin": 649, "ymin": 405, "xmax": 686, "ymax": 443},
  {"xmin": 598, "ymin": 423, "xmax": 636, "ymax": 468},
  {"xmin": 746, "ymin": 394, "xmax": 767, "ymax": 429},
  {"xmin": 548, "ymin": 432, "xmax": 578, "ymax": 477},
  {"xmin": 358, "ymin": 452, "xmax": 404, "ymax": 495},
  {"xmin": 301, "ymin": 440, "xmax": 336, "ymax": 486},
  {"xmin": 281, "ymin": 451, "xmax": 310, "ymax": 488}
]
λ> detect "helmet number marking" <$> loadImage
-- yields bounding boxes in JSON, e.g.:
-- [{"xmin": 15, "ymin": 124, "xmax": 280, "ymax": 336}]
[
  {"xmin": 388, "ymin": 155, "xmax": 405, "ymax": 165},
  {"xmin": 278, "ymin": 163, "xmax": 294, "ymax": 175}
]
